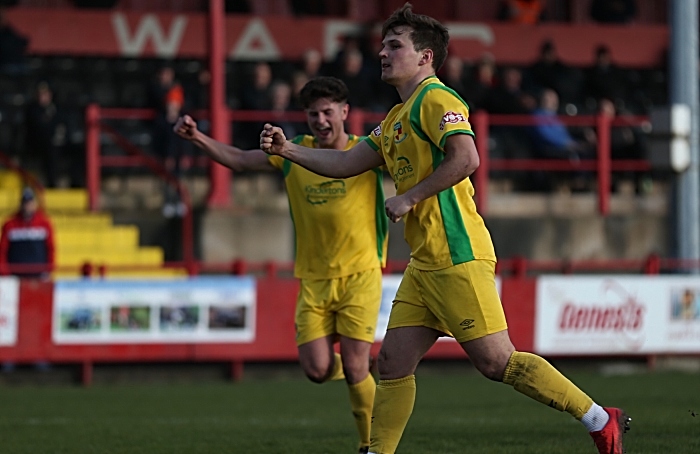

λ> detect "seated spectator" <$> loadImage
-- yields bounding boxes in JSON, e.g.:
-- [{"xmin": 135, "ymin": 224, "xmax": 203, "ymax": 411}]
[
  {"xmin": 236, "ymin": 62, "xmax": 273, "ymax": 149},
  {"xmin": 526, "ymin": 40, "xmax": 581, "ymax": 106},
  {"xmin": 289, "ymin": 70, "xmax": 310, "ymax": 111},
  {"xmin": 487, "ymin": 67, "xmax": 534, "ymax": 114},
  {"xmin": 268, "ymin": 80, "xmax": 299, "ymax": 139},
  {"xmin": 584, "ymin": 45, "xmax": 628, "ymax": 107},
  {"xmin": 463, "ymin": 53, "xmax": 496, "ymax": 111},
  {"xmin": 335, "ymin": 48, "xmax": 374, "ymax": 110},
  {"xmin": 590, "ymin": 0, "xmax": 637, "ymax": 24},
  {"xmin": 0, "ymin": 187, "xmax": 55, "ymax": 278},
  {"xmin": 23, "ymin": 82, "xmax": 66, "ymax": 188},
  {"xmin": 0, "ymin": 8, "xmax": 28, "ymax": 75},
  {"xmin": 441, "ymin": 56, "xmax": 468, "ymax": 101},
  {"xmin": 299, "ymin": 48, "xmax": 324, "ymax": 80},
  {"xmin": 497, "ymin": 0, "xmax": 545, "ymax": 24},
  {"xmin": 530, "ymin": 89, "xmax": 593, "ymax": 161}
]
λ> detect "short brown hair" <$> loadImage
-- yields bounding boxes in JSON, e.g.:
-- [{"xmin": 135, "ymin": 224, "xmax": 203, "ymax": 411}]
[
  {"xmin": 381, "ymin": 2, "xmax": 449, "ymax": 72},
  {"xmin": 299, "ymin": 77, "xmax": 348, "ymax": 109}
]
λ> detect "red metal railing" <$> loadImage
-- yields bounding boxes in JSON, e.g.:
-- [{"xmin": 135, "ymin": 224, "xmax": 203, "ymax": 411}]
[
  {"xmin": 85, "ymin": 107, "xmax": 651, "ymax": 215},
  {"xmin": 471, "ymin": 111, "xmax": 651, "ymax": 215},
  {"xmin": 85, "ymin": 104, "xmax": 197, "ymax": 275}
]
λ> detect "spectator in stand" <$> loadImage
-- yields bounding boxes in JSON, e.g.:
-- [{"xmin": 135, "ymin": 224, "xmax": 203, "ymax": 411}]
[
  {"xmin": 237, "ymin": 62, "xmax": 274, "ymax": 149},
  {"xmin": 299, "ymin": 48, "xmax": 324, "ymax": 80},
  {"xmin": 147, "ymin": 64, "xmax": 188, "ymax": 217},
  {"xmin": 0, "ymin": 8, "xmax": 28, "ymax": 75},
  {"xmin": 487, "ymin": 67, "xmax": 534, "ymax": 115},
  {"xmin": 335, "ymin": 48, "xmax": 374, "ymax": 110},
  {"xmin": 526, "ymin": 40, "xmax": 581, "ymax": 106},
  {"xmin": 463, "ymin": 53, "xmax": 496, "ymax": 111},
  {"xmin": 497, "ymin": 0, "xmax": 545, "ymax": 24},
  {"xmin": 441, "ymin": 56, "xmax": 468, "ymax": 101},
  {"xmin": 530, "ymin": 89, "xmax": 595, "ymax": 191},
  {"xmin": 590, "ymin": 0, "xmax": 637, "ymax": 24},
  {"xmin": 485, "ymin": 67, "xmax": 536, "ymax": 190},
  {"xmin": 531, "ymin": 89, "xmax": 593, "ymax": 161},
  {"xmin": 289, "ymin": 70, "xmax": 310, "ymax": 111},
  {"xmin": 0, "ymin": 187, "xmax": 55, "ymax": 278},
  {"xmin": 23, "ymin": 82, "xmax": 66, "ymax": 188},
  {"xmin": 269, "ymin": 80, "xmax": 298, "ymax": 139},
  {"xmin": 584, "ymin": 45, "xmax": 628, "ymax": 107}
]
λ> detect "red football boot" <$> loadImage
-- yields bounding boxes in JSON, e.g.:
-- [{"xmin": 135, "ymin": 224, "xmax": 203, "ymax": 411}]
[{"xmin": 590, "ymin": 407, "xmax": 631, "ymax": 454}]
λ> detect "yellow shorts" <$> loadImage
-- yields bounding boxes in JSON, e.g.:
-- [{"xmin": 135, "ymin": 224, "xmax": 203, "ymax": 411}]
[
  {"xmin": 295, "ymin": 267, "xmax": 382, "ymax": 346},
  {"xmin": 387, "ymin": 260, "xmax": 507, "ymax": 343}
]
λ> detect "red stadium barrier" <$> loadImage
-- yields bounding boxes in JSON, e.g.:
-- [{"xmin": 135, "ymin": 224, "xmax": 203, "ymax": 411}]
[{"xmin": 0, "ymin": 275, "xmax": 534, "ymax": 386}]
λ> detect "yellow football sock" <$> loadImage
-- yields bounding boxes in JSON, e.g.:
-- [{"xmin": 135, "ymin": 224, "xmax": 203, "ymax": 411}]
[
  {"xmin": 368, "ymin": 375, "xmax": 416, "ymax": 454},
  {"xmin": 502, "ymin": 351, "xmax": 593, "ymax": 420},
  {"xmin": 348, "ymin": 373, "xmax": 376, "ymax": 448},
  {"xmin": 328, "ymin": 352, "xmax": 345, "ymax": 381}
]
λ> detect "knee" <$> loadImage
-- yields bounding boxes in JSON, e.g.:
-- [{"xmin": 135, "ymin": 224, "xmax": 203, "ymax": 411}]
[
  {"xmin": 342, "ymin": 361, "xmax": 368, "ymax": 384},
  {"xmin": 302, "ymin": 363, "xmax": 331, "ymax": 384},
  {"xmin": 476, "ymin": 361, "xmax": 507, "ymax": 382},
  {"xmin": 473, "ymin": 353, "xmax": 512, "ymax": 382},
  {"xmin": 377, "ymin": 348, "xmax": 411, "ymax": 379}
]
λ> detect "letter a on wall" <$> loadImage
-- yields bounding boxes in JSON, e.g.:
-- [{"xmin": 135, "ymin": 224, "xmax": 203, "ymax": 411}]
[{"xmin": 231, "ymin": 18, "xmax": 280, "ymax": 60}]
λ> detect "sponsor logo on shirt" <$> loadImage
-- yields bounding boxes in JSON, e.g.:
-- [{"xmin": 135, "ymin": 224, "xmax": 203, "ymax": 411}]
[
  {"xmin": 393, "ymin": 121, "xmax": 407, "ymax": 144},
  {"xmin": 393, "ymin": 156, "xmax": 414, "ymax": 183},
  {"xmin": 372, "ymin": 125, "xmax": 382, "ymax": 137},
  {"xmin": 304, "ymin": 180, "xmax": 347, "ymax": 205},
  {"xmin": 439, "ymin": 111, "xmax": 467, "ymax": 130},
  {"xmin": 8, "ymin": 227, "xmax": 48, "ymax": 241}
]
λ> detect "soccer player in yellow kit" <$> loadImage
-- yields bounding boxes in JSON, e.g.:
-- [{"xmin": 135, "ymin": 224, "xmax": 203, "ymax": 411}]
[
  {"xmin": 174, "ymin": 77, "xmax": 387, "ymax": 454},
  {"xmin": 260, "ymin": 4, "xmax": 630, "ymax": 454}
]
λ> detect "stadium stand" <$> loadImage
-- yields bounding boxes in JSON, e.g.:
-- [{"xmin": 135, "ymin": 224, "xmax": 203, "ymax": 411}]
[{"xmin": 0, "ymin": 170, "xmax": 186, "ymax": 278}]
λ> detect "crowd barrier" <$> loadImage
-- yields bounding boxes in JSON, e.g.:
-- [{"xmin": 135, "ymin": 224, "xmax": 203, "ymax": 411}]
[{"xmin": 2, "ymin": 271, "xmax": 699, "ymax": 386}]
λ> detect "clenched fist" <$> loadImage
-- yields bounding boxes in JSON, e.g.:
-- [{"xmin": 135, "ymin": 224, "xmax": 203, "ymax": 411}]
[
  {"xmin": 173, "ymin": 115, "xmax": 198, "ymax": 140},
  {"xmin": 260, "ymin": 123, "xmax": 288, "ymax": 156}
]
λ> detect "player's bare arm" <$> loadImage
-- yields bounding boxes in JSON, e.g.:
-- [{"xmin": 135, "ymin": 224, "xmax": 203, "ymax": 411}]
[
  {"xmin": 260, "ymin": 123, "xmax": 385, "ymax": 178},
  {"xmin": 385, "ymin": 133, "xmax": 478, "ymax": 222},
  {"xmin": 173, "ymin": 115, "xmax": 274, "ymax": 172}
]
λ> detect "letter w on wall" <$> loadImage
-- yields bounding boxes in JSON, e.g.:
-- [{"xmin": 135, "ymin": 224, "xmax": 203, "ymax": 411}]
[{"xmin": 112, "ymin": 13, "xmax": 187, "ymax": 58}]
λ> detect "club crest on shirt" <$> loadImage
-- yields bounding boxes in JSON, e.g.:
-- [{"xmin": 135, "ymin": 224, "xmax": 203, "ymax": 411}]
[
  {"xmin": 439, "ymin": 111, "xmax": 467, "ymax": 130},
  {"xmin": 393, "ymin": 121, "xmax": 407, "ymax": 144}
]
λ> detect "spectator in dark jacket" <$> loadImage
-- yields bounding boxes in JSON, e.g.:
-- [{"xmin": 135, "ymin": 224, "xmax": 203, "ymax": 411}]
[
  {"xmin": 24, "ymin": 82, "xmax": 66, "ymax": 188},
  {"xmin": 0, "ymin": 187, "xmax": 55, "ymax": 278}
]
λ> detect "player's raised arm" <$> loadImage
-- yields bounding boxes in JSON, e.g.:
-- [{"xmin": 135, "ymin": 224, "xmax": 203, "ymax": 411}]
[
  {"xmin": 174, "ymin": 115, "xmax": 274, "ymax": 172},
  {"xmin": 384, "ymin": 133, "xmax": 478, "ymax": 222},
  {"xmin": 260, "ymin": 123, "xmax": 384, "ymax": 178}
]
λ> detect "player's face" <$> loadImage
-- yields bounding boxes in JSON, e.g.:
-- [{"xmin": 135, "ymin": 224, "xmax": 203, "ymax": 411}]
[
  {"xmin": 378, "ymin": 27, "xmax": 423, "ymax": 85},
  {"xmin": 305, "ymin": 98, "xmax": 349, "ymax": 148}
]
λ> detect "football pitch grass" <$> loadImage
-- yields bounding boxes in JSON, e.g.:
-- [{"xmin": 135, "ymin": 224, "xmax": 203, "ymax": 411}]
[{"xmin": 0, "ymin": 363, "xmax": 698, "ymax": 453}]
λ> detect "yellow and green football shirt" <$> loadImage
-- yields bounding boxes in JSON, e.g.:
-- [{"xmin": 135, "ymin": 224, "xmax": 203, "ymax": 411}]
[
  {"xmin": 364, "ymin": 76, "xmax": 496, "ymax": 271},
  {"xmin": 269, "ymin": 134, "xmax": 388, "ymax": 279}
]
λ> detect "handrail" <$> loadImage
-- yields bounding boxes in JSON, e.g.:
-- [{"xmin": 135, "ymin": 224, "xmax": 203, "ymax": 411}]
[
  {"xmin": 471, "ymin": 111, "xmax": 651, "ymax": 215},
  {"xmin": 85, "ymin": 104, "xmax": 196, "ymax": 275},
  {"xmin": 100, "ymin": 123, "xmax": 196, "ymax": 275},
  {"xmin": 85, "ymin": 106, "xmax": 652, "ymax": 235}
]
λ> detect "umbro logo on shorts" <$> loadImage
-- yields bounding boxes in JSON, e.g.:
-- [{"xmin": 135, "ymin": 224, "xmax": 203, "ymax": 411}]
[{"xmin": 460, "ymin": 319, "xmax": 475, "ymax": 330}]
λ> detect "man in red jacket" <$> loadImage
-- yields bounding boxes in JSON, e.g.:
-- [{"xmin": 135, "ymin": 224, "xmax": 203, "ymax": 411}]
[{"xmin": 0, "ymin": 187, "xmax": 55, "ymax": 277}]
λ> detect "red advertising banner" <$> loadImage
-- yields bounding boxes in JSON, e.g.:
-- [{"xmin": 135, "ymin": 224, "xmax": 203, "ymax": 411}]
[{"xmin": 7, "ymin": 8, "xmax": 667, "ymax": 67}]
